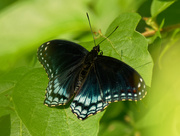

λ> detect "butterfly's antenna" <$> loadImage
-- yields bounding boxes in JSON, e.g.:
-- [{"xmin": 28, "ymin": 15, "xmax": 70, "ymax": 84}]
[
  {"xmin": 98, "ymin": 26, "xmax": 119, "ymax": 45},
  {"xmin": 86, "ymin": 12, "xmax": 97, "ymax": 46}
]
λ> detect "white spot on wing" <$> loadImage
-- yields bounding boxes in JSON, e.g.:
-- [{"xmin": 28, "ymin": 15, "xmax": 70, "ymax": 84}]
[
  {"xmin": 74, "ymin": 109, "xmax": 80, "ymax": 116},
  {"xmin": 48, "ymin": 88, "xmax": 52, "ymax": 94},
  {"xmin": 60, "ymin": 98, "xmax": 64, "ymax": 102},
  {"xmin": 89, "ymin": 105, "xmax": 96, "ymax": 111},
  {"xmin": 105, "ymin": 95, "xmax": 111, "ymax": 100},
  {"xmin": 98, "ymin": 95, "xmax": 101, "ymax": 101},
  {"xmin": 81, "ymin": 110, "xmax": 87, "ymax": 114},
  {"xmin": 48, "ymin": 96, "xmax": 53, "ymax": 101},
  {"xmin": 49, "ymin": 69, "xmax": 52, "ymax": 73},
  {"xmin": 84, "ymin": 97, "xmax": 91, "ymax": 106},
  {"xmin": 91, "ymin": 96, "xmax": 97, "ymax": 103},
  {"xmin": 75, "ymin": 106, "xmax": 82, "ymax": 112},
  {"xmin": 97, "ymin": 102, "xmax": 102, "ymax": 108},
  {"xmin": 73, "ymin": 95, "xmax": 80, "ymax": 101},
  {"xmin": 78, "ymin": 96, "xmax": 86, "ymax": 103},
  {"xmin": 53, "ymin": 97, "xmax": 59, "ymax": 102},
  {"xmin": 71, "ymin": 103, "xmax": 75, "ymax": 109},
  {"xmin": 140, "ymin": 78, "xmax": 143, "ymax": 82},
  {"xmin": 53, "ymin": 86, "xmax": 59, "ymax": 94}
]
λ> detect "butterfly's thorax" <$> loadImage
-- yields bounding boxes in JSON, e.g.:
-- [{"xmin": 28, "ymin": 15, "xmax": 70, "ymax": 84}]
[{"xmin": 75, "ymin": 45, "xmax": 100, "ymax": 92}]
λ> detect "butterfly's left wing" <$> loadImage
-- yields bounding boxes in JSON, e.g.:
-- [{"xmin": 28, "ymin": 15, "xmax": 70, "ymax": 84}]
[
  {"xmin": 95, "ymin": 55, "xmax": 147, "ymax": 103},
  {"xmin": 37, "ymin": 40, "xmax": 89, "ymax": 106},
  {"xmin": 70, "ymin": 66, "xmax": 109, "ymax": 120}
]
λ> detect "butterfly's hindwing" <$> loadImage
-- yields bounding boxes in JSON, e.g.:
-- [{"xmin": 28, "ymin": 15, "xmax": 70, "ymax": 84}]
[
  {"xmin": 44, "ymin": 65, "xmax": 81, "ymax": 106},
  {"xmin": 37, "ymin": 40, "xmax": 89, "ymax": 105},
  {"xmin": 70, "ymin": 66, "xmax": 109, "ymax": 120},
  {"xmin": 95, "ymin": 56, "xmax": 146, "ymax": 103}
]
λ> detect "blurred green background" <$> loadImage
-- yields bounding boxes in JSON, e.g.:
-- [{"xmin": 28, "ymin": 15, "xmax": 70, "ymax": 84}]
[{"xmin": 0, "ymin": 0, "xmax": 180, "ymax": 136}]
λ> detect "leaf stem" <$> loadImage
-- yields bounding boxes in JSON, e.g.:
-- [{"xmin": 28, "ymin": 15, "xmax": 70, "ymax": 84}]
[{"xmin": 142, "ymin": 23, "xmax": 180, "ymax": 37}]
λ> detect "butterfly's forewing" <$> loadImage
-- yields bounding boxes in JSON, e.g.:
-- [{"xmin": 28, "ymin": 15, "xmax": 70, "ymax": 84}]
[
  {"xmin": 37, "ymin": 40, "xmax": 88, "ymax": 106},
  {"xmin": 70, "ymin": 66, "xmax": 109, "ymax": 120},
  {"xmin": 95, "ymin": 56, "xmax": 146, "ymax": 103}
]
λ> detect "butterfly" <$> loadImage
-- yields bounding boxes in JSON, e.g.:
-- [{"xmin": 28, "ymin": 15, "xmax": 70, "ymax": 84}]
[{"xmin": 37, "ymin": 14, "xmax": 147, "ymax": 120}]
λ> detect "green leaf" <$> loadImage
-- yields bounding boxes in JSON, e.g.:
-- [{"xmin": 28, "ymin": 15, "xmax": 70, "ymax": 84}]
[
  {"xmin": 151, "ymin": 0, "xmax": 175, "ymax": 18},
  {"xmin": 0, "ymin": 114, "xmax": 11, "ymax": 136},
  {"xmin": 155, "ymin": 1, "xmax": 180, "ymax": 27},
  {"xmin": 82, "ymin": 13, "xmax": 153, "ymax": 86},
  {"xmin": 106, "ymin": 13, "xmax": 153, "ymax": 86},
  {"xmin": 0, "ymin": 67, "xmax": 33, "ymax": 135},
  {"xmin": 12, "ymin": 67, "xmax": 103, "ymax": 136}
]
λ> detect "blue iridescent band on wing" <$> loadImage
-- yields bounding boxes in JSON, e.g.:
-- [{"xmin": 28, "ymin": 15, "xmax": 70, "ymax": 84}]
[{"xmin": 70, "ymin": 66, "xmax": 109, "ymax": 120}]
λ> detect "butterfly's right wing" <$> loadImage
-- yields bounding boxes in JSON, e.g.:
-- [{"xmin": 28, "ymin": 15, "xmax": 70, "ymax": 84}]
[
  {"xmin": 37, "ymin": 40, "xmax": 88, "ymax": 106},
  {"xmin": 95, "ymin": 56, "xmax": 147, "ymax": 103}
]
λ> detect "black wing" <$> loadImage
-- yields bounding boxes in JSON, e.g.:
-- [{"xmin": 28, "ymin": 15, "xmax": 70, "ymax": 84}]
[
  {"xmin": 70, "ymin": 66, "xmax": 109, "ymax": 120},
  {"xmin": 37, "ymin": 40, "xmax": 88, "ymax": 106},
  {"xmin": 95, "ymin": 56, "xmax": 146, "ymax": 103}
]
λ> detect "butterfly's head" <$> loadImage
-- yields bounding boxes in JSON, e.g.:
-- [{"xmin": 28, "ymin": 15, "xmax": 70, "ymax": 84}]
[{"xmin": 92, "ymin": 45, "xmax": 100, "ymax": 53}]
